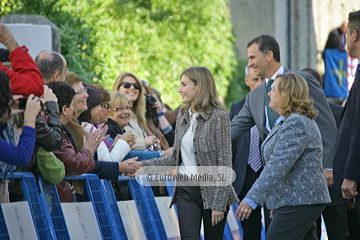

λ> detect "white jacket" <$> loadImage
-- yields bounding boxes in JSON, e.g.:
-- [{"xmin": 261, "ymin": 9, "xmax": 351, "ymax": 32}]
[{"xmin": 84, "ymin": 123, "xmax": 130, "ymax": 162}]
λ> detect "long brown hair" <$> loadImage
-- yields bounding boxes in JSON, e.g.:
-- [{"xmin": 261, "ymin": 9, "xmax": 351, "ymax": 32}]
[
  {"xmin": 112, "ymin": 72, "xmax": 148, "ymax": 132},
  {"xmin": 180, "ymin": 67, "xmax": 225, "ymax": 115}
]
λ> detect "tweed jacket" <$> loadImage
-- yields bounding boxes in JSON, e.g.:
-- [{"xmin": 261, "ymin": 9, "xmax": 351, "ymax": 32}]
[
  {"xmin": 141, "ymin": 107, "xmax": 239, "ymax": 212},
  {"xmin": 246, "ymin": 113, "xmax": 331, "ymax": 210}
]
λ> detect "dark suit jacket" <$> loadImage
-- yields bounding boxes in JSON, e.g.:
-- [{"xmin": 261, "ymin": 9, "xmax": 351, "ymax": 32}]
[
  {"xmin": 231, "ymin": 68, "xmax": 337, "ymax": 169},
  {"xmin": 229, "ymin": 100, "xmax": 251, "ymax": 195},
  {"xmin": 329, "ymin": 102, "xmax": 343, "ymax": 127},
  {"xmin": 327, "ymin": 102, "xmax": 347, "ymax": 206},
  {"xmin": 334, "ymin": 70, "xmax": 360, "ymax": 190},
  {"xmin": 324, "ymin": 28, "xmax": 345, "ymax": 51}
]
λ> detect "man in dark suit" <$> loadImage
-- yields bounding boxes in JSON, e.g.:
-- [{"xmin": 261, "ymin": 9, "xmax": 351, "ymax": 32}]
[
  {"xmin": 324, "ymin": 22, "xmax": 348, "ymax": 52},
  {"xmin": 231, "ymin": 35, "xmax": 338, "ymax": 237},
  {"xmin": 333, "ymin": 10, "xmax": 360, "ymax": 224},
  {"xmin": 230, "ymin": 66, "xmax": 264, "ymax": 240},
  {"xmin": 301, "ymin": 67, "xmax": 350, "ymax": 240}
]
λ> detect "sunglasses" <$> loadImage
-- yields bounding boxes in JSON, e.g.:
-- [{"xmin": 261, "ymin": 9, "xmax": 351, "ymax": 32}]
[
  {"xmin": 122, "ymin": 82, "xmax": 140, "ymax": 90},
  {"xmin": 101, "ymin": 103, "xmax": 110, "ymax": 109}
]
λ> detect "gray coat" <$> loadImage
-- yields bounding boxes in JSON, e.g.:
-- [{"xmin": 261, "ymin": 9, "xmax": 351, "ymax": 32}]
[
  {"xmin": 246, "ymin": 113, "xmax": 331, "ymax": 209},
  {"xmin": 141, "ymin": 107, "xmax": 239, "ymax": 212}
]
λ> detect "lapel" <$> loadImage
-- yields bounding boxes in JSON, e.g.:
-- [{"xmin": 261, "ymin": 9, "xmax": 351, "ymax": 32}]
[
  {"xmin": 261, "ymin": 116, "xmax": 288, "ymax": 159},
  {"xmin": 261, "ymin": 123, "xmax": 280, "ymax": 150},
  {"xmin": 252, "ymin": 83, "xmax": 268, "ymax": 134}
]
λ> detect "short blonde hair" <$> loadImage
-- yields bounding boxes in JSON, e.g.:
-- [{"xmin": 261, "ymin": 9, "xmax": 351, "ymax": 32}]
[
  {"xmin": 276, "ymin": 72, "xmax": 318, "ymax": 119},
  {"xmin": 109, "ymin": 91, "xmax": 132, "ymax": 111},
  {"xmin": 112, "ymin": 72, "xmax": 148, "ymax": 132},
  {"xmin": 180, "ymin": 67, "xmax": 225, "ymax": 115}
]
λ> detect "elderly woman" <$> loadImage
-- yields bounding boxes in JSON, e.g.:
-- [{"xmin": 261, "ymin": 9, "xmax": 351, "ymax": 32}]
[{"xmin": 236, "ymin": 72, "xmax": 331, "ymax": 239}]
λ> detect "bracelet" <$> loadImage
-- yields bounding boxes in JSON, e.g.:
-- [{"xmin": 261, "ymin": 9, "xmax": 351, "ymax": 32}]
[
  {"xmin": 4, "ymin": 37, "xmax": 14, "ymax": 46},
  {"xmin": 23, "ymin": 120, "xmax": 36, "ymax": 123},
  {"xmin": 156, "ymin": 110, "xmax": 164, "ymax": 117}
]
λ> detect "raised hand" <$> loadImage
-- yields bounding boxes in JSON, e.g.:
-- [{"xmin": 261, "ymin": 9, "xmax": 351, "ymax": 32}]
[
  {"xmin": 42, "ymin": 85, "xmax": 58, "ymax": 103},
  {"xmin": 23, "ymin": 95, "xmax": 41, "ymax": 128},
  {"xmin": 82, "ymin": 125, "xmax": 108, "ymax": 154},
  {"xmin": 119, "ymin": 131, "xmax": 135, "ymax": 143},
  {"xmin": 0, "ymin": 22, "xmax": 19, "ymax": 51}
]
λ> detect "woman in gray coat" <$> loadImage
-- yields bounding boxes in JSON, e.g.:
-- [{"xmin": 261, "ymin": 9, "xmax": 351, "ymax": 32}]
[
  {"xmin": 140, "ymin": 66, "xmax": 238, "ymax": 240},
  {"xmin": 236, "ymin": 72, "xmax": 331, "ymax": 239}
]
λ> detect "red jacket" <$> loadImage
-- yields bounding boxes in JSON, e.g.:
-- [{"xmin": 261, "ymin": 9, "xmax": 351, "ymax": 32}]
[
  {"xmin": 53, "ymin": 131, "xmax": 95, "ymax": 176},
  {"xmin": 0, "ymin": 46, "xmax": 44, "ymax": 96}
]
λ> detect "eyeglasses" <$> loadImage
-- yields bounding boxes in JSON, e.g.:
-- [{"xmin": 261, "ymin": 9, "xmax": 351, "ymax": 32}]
[
  {"xmin": 122, "ymin": 82, "xmax": 140, "ymax": 90},
  {"xmin": 75, "ymin": 88, "xmax": 88, "ymax": 95},
  {"xmin": 111, "ymin": 106, "xmax": 132, "ymax": 112},
  {"xmin": 101, "ymin": 103, "xmax": 110, "ymax": 109}
]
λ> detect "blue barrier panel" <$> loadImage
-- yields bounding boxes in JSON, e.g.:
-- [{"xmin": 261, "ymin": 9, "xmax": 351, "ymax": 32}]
[
  {"xmin": 126, "ymin": 177, "xmax": 164, "ymax": 240},
  {"xmin": 101, "ymin": 179, "xmax": 127, "ymax": 240},
  {"xmin": 0, "ymin": 204, "xmax": 10, "ymax": 240},
  {"xmin": 64, "ymin": 174, "xmax": 120, "ymax": 240},
  {"xmin": 38, "ymin": 177, "xmax": 71, "ymax": 240},
  {"xmin": 134, "ymin": 178, "xmax": 167, "ymax": 239},
  {"xmin": 0, "ymin": 172, "xmax": 55, "ymax": 240},
  {"xmin": 223, "ymin": 223, "xmax": 233, "ymax": 240}
]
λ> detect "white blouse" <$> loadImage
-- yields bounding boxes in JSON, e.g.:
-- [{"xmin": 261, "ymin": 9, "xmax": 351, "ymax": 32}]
[{"xmin": 179, "ymin": 109, "xmax": 198, "ymax": 175}]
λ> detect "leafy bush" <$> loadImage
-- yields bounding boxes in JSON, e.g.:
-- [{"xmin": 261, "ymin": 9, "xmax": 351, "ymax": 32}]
[{"xmin": 2, "ymin": 0, "xmax": 245, "ymax": 109}]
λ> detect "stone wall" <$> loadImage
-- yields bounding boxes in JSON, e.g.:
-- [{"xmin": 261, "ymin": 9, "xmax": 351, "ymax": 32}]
[
  {"xmin": 229, "ymin": 0, "xmax": 360, "ymax": 73},
  {"xmin": 0, "ymin": 14, "xmax": 60, "ymax": 58}
]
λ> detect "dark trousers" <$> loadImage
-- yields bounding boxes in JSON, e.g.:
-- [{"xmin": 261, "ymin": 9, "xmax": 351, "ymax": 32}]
[
  {"xmin": 266, "ymin": 204, "xmax": 326, "ymax": 240},
  {"xmin": 316, "ymin": 204, "xmax": 349, "ymax": 240},
  {"xmin": 238, "ymin": 165, "xmax": 265, "ymax": 240},
  {"xmin": 176, "ymin": 186, "xmax": 228, "ymax": 240}
]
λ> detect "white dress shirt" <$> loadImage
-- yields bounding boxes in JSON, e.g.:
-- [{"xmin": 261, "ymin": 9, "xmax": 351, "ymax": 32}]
[{"xmin": 179, "ymin": 109, "xmax": 199, "ymax": 175}]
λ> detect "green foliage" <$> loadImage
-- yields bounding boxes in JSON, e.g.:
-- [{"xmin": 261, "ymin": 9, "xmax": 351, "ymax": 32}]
[
  {"xmin": 57, "ymin": 0, "xmax": 237, "ymax": 108},
  {"xmin": 225, "ymin": 59, "xmax": 249, "ymax": 109},
  {"xmin": 2, "ymin": 0, "xmax": 246, "ymax": 109},
  {"xmin": 1, "ymin": 0, "xmax": 98, "ymax": 82}
]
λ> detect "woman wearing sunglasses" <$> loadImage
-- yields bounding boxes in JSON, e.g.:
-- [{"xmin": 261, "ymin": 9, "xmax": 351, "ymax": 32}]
[{"xmin": 112, "ymin": 72, "xmax": 160, "ymax": 151}]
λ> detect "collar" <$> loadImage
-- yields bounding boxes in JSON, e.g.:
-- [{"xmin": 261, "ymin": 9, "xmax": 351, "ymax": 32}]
[
  {"xmin": 275, "ymin": 115, "xmax": 284, "ymax": 126},
  {"xmin": 188, "ymin": 108, "xmax": 199, "ymax": 119},
  {"xmin": 181, "ymin": 107, "xmax": 212, "ymax": 124},
  {"xmin": 265, "ymin": 66, "xmax": 284, "ymax": 83}
]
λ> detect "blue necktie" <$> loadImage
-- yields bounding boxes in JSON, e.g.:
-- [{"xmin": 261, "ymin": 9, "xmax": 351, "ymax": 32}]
[
  {"xmin": 356, "ymin": 64, "xmax": 360, "ymax": 77},
  {"xmin": 249, "ymin": 126, "xmax": 262, "ymax": 172},
  {"xmin": 265, "ymin": 79, "xmax": 277, "ymax": 129}
]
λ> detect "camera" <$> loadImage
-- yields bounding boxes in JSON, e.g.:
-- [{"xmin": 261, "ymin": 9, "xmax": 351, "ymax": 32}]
[
  {"xmin": 145, "ymin": 94, "xmax": 157, "ymax": 106},
  {"xmin": 18, "ymin": 97, "xmax": 28, "ymax": 110},
  {"xmin": 18, "ymin": 96, "xmax": 44, "ymax": 111}
]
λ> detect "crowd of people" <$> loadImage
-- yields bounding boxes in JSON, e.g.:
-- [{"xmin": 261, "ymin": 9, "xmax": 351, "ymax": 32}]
[{"xmin": 0, "ymin": 9, "xmax": 360, "ymax": 240}]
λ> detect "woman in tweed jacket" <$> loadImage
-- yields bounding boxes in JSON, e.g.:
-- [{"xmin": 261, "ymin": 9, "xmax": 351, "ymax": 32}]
[
  {"xmin": 140, "ymin": 67, "xmax": 238, "ymax": 240},
  {"xmin": 236, "ymin": 72, "xmax": 331, "ymax": 239}
]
